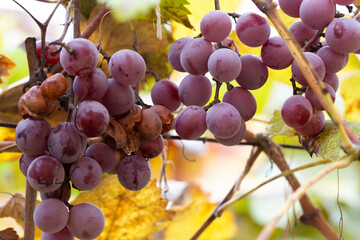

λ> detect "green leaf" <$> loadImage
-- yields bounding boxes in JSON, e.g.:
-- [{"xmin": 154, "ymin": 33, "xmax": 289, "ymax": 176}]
[
  {"xmin": 158, "ymin": 0, "xmax": 193, "ymax": 29},
  {"xmin": 299, "ymin": 121, "xmax": 360, "ymax": 161},
  {"xmin": 267, "ymin": 110, "xmax": 296, "ymax": 138},
  {"xmin": 80, "ymin": 0, "xmax": 97, "ymax": 18}
]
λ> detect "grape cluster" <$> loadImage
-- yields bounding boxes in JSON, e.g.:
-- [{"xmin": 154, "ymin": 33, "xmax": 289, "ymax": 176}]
[
  {"xmin": 278, "ymin": 0, "xmax": 360, "ymax": 136},
  {"xmin": 166, "ymin": 10, "xmax": 272, "ymax": 145},
  {"xmin": 16, "ymin": 38, "xmax": 173, "ymax": 239}
]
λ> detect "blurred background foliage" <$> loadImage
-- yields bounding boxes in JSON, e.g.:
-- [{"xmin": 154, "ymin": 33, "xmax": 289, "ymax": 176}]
[{"xmin": 0, "ymin": 0, "xmax": 360, "ymax": 239}]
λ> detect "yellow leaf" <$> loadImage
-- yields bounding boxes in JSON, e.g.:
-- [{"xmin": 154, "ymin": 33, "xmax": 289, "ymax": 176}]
[
  {"xmin": 164, "ymin": 194, "xmax": 237, "ymax": 240},
  {"xmin": 355, "ymin": 0, "xmax": 360, "ymax": 5},
  {"xmin": 0, "ymin": 54, "xmax": 16, "ymax": 84},
  {"xmin": 228, "ymin": 31, "xmax": 261, "ymax": 56},
  {"xmin": 0, "ymin": 128, "xmax": 20, "ymax": 162},
  {"xmin": 0, "ymin": 193, "xmax": 25, "ymax": 225},
  {"xmin": 71, "ymin": 176, "xmax": 175, "ymax": 240},
  {"xmin": 268, "ymin": 66, "xmax": 292, "ymax": 85},
  {"xmin": 340, "ymin": 54, "xmax": 360, "ymax": 121}
]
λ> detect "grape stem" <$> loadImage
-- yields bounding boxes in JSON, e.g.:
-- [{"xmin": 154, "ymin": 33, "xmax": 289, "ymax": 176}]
[
  {"xmin": 0, "ymin": 122, "xmax": 17, "ymax": 128},
  {"xmin": 214, "ymin": 0, "xmax": 220, "ymax": 10},
  {"xmin": 203, "ymin": 80, "xmax": 222, "ymax": 111},
  {"xmin": 302, "ymin": 29, "xmax": 324, "ymax": 52}
]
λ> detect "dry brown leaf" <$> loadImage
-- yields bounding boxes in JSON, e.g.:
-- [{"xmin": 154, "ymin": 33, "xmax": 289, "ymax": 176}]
[
  {"xmin": 0, "ymin": 228, "xmax": 19, "ymax": 240},
  {"xmin": 0, "ymin": 193, "xmax": 25, "ymax": 225},
  {"xmin": 71, "ymin": 176, "xmax": 175, "ymax": 240},
  {"xmin": 0, "ymin": 55, "xmax": 16, "ymax": 84}
]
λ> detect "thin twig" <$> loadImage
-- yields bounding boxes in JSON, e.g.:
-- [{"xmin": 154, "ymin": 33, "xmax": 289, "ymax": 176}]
[
  {"xmin": 73, "ymin": 0, "xmax": 81, "ymax": 38},
  {"xmin": 50, "ymin": 0, "xmax": 74, "ymax": 44},
  {"xmin": 11, "ymin": 0, "xmax": 42, "ymax": 27},
  {"xmin": 203, "ymin": 80, "xmax": 222, "ymax": 111},
  {"xmin": 302, "ymin": 29, "xmax": 324, "ymax": 51},
  {"xmin": 0, "ymin": 122, "xmax": 17, "ymax": 128},
  {"xmin": 24, "ymin": 181, "xmax": 37, "ymax": 240},
  {"xmin": 81, "ymin": 7, "xmax": 110, "ymax": 39},
  {"xmin": 214, "ymin": 0, "xmax": 220, "ymax": 10}
]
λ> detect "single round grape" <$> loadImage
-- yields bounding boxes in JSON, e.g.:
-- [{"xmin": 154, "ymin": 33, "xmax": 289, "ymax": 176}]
[
  {"xmin": 19, "ymin": 153, "xmax": 38, "ymax": 176},
  {"xmin": 261, "ymin": 36, "xmax": 293, "ymax": 70},
  {"xmin": 223, "ymin": 87, "xmax": 257, "ymax": 121},
  {"xmin": 48, "ymin": 122, "xmax": 84, "ymax": 164},
  {"xmin": 323, "ymin": 73, "xmax": 339, "ymax": 92},
  {"xmin": 70, "ymin": 157, "xmax": 102, "ymax": 191},
  {"xmin": 200, "ymin": 10, "xmax": 232, "ymax": 42},
  {"xmin": 180, "ymin": 38, "xmax": 214, "ymax": 75},
  {"xmin": 41, "ymin": 73, "xmax": 68, "ymax": 100},
  {"xmin": 68, "ymin": 203, "xmax": 105, "ymax": 240},
  {"xmin": 85, "ymin": 142, "xmax": 116, "ymax": 173},
  {"xmin": 15, "ymin": 118, "xmax": 51, "ymax": 156},
  {"xmin": 73, "ymin": 68, "xmax": 108, "ymax": 101},
  {"xmin": 27, "ymin": 155, "xmax": 65, "ymax": 192},
  {"xmin": 24, "ymin": 85, "xmax": 48, "ymax": 115},
  {"xmin": 150, "ymin": 105, "xmax": 174, "ymax": 134},
  {"xmin": 215, "ymin": 118, "xmax": 246, "ymax": 146},
  {"xmin": 207, "ymin": 48, "xmax": 242, "ymax": 82},
  {"xmin": 235, "ymin": 12, "xmax": 270, "ymax": 47},
  {"xmin": 305, "ymin": 82, "xmax": 336, "ymax": 111},
  {"xmin": 140, "ymin": 135, "xmax": 164, "ymax": 159},
  {"xmin": 325, "ymin": 17, "xmax": 360, "ymax": 54},
  {"xmin": 316, "ymin": 46, "xmax": 349, "ymax": 74},
  {"xmin": 117, "ymin": 154, "xmax": 151, "ymax": 191},
  {"xmin": 33, "ymin": 199, "xmax": 69, "ymax": 233},
  {"xmin": 281, "ymin": 95, "xmax": 313, "ymax": 128},
  {"xmin": 174, "ymin": 106, "xmax": 207, "ymax": 140},
  {"xmin": 151, "ymin": 80, "xmax": 181, "ymax": 112},
  {"xmin": 206, "ymin": 102, "xmax": 241, "ymax": 139},
  {"xmin": 300, "ymin": 0, "xmax": 335, "ymax": 30},
  {"xmin": 60, "ymin": 38, "xmax": 99, "ymax": 77},
  {"xmin": 178, "ymin": 74, "xmax": 212, "ymax": 107},
  {"xmin": 36, "ymin": 40, "xmax": 60, "ymax": 66},
  {"xmin": 278, "ymin": 0, "xmax": 303, "ymax": 18},
  {"xmin": 332, "ymin": 0, "xmax": 356, "ymax": 5},
  {"xmin": 136, "ymin": 108, "xmax": 162, "ymax": 140},
  {"xmin": 41, "ymin": 226, "xmax": 74, "ymax": 240},
  {"xmin": 291, "ymin": 52, "xmax": 325, "ymax": 86},
  {"xmin": 236, "ymin": 54, "xmax": 268, "ymax": 90},
  {"xmin": 72, "ymin": 100, "xmax": 109, "ymax": 138},
  {"xmin": 289, "ymin": 20, "xmax": 319, "ymax": 47},
  {"xmin": 102, "ymin": 78, "xmax": 135, "ymax": 116},
  {"xmin": 40, "ymin": 181, "xmax": 71, "ymax": 202},
  {"xmin": 295, "ymin": 111, "xmax": 325, "ymax": 136},
  {"xmin": 168, "ymin": 37, "xmax": 193, "ymax": 72},
  {"xmin": 109, "ymin": 49, "xmax": 146, "ymax": 85}
]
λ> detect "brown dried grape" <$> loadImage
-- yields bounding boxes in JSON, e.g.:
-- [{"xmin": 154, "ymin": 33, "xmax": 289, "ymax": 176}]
[
  {"xmin": 40, "ymin": 73, "xmax": 69, "ymax": 100},
  {"xmin": 24, "ymin": 86, "xmax": 48, "ymax": 115},
  {"xmin": 135, "ymin": 108, "xmax": 162, "ymax": 140},
  {"xmin": 150, "ymin": 105, "xmax": 174, "ymax": 134}
]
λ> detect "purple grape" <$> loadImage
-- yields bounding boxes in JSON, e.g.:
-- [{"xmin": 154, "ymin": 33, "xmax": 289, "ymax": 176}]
[
  {"xmin": 291, "ymin": 52, "xmax": 325, "ymax": 86},
  {"xmin": 151, "ymin": 80, "xmax": 181, "ymax": 112},
  {"xmin": 207, "ymin": 48, "xmax": 242, "ymax": 82},
  {"xmin": 325, "ymin": 17, "xmax": 360, "ymax": 54},
  {"xmin": 15, "ymin": 118, "xmax": 51, "ymax": 156},
  {"xmin": 174, "ymin": 106, "xmax": 207, "ymax": 140},
  {"xmin": 261, "ymin": 36, "xmax": 293, "ymax": 70},
  {"xmin": 216, "ymin": 118, "xmax": 246, "ymax": 146},
  {"xmin": 48, "ymin": 122, "xmax": 84, "ymax": 164},
  {"xmin": 316, "ymin": 46, "xmax": 349, "ymax": 74},
  {"xmin": 178, "ymin": 74, "xmax": 212, "ymax": 107},
  {"xmin": 223, "ymin": 87, "xmax": 257, "ymax": 121},
  {"xmin": 19, "ymin": 153, "xmax": 42, "ymax": 176},
  {"xmin": 206, "ymin": 102, "xmax": 241, "ymax": 139},
  {"xmin": 168, "ymin": 37, "xmax": 192, "ymax": 72},
  {"xmin": 236, "ymin": 54, "xmax": 268, "ymax": 90},
  {"xmin": 68, "ymin": 203, "xmax": 105, "ymax": 240},
  {"xmin": 140, "ymin": 135, "xmax": 164, "ymax": 159},
  {"xmin": 323, "ymin": 73, "xmax": 339, "ymax": 92},
  {"xmin": 73, "ymin": 68, "xmax": 108, "ymax": 101},
  {"xmin": 102, "ymin": 78, "xmax": 135, "ymax": 116},
  {"xmin": 333, "ymin": 0, "xmax": 356, "ymax": 5},
  {"xmin": 60, "ymin": 38, "xmax": 99, "ymax": 77},
  {"xmin": 36, "ymin": 40, "xmax": 60, "ymax": 66},
  {"xmin": 33, "ymin": 199, "xmax": 69, "ymax": 233},
  {"xmin": 72, "ymin": 100, "xmax": 109, "ymax": 138},
  {"xmin": 70, "ymin": 157, "xmax": 102, "ymax": 191},
  {"xmin": 27, "ymin": 155, "xmax": 65, "ymax": 192},
  {"xmin": 300, "ymin": 0, "xmax": 335, "ymax": 30},
  {"xmin": 40, "ymin": 181, "xmax": 71, "ymax": 202},
  {"xmin": 279, "ymin": 0, "xmax": 303, "ymax": 18},
  {"xmin": 85, "ymin": 142, "xmax": 116, "ymax": 173},
  {"xmin": 289, "ymin": 20, "xmax": 320, "ymax": 47},
  {"xmin": 109, "ymin": 49, "xmax": 146, "ymax": 85},
  {"xmin": 200, "ymin": 10, "xmax": 232, "ymax": 42},
  {"xmin": 281, "ymin": 95, "xmax": 313, "ymax": 128},
  {"xmin": 180, "ymin": 38, "xmax": 215, "ymax": 75},
  {"xmin": 41, "ymin": 226, "xmax": 74, "ymax": 240},
  {"xmin": 117, "ymin": 154, "xmax": 151, "ymax": 191},
  {"xmin": 305, "ymin": 82, "xmax": 336, "ymax": 111},
  {"xmin": 295, "ymin": 111, "xmax": 325, "ymax": 136},
  {"xmin": 235, "ymin": 12, "xmax": 270, "ymax": 47}
]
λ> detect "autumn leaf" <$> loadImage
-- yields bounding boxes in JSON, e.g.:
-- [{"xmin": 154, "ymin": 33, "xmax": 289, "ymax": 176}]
[
  {"xmin": 0, "ymin": 55, "xmax": 16, "ymax": 84},
  {"xmin": 267, "ymin": 110, "xmax": 296, "ymax": 138},
  {"xmin": 0, "ymin": 193, "xmax": 25, "ymax": 225},
  {"xmin": 71, "ymin": 176, "xmax": 175, "ymax": 240},
  {"xmin": 0, "ymin": 127, "xmax": 20, "ymax": 162},
  {"xmin": 0, "ymin": 228, "xmax": 19, "ymax": 240},
  {"xmin": 164, "ymin": 191, "xmax": 237, "ymax": 240}
]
